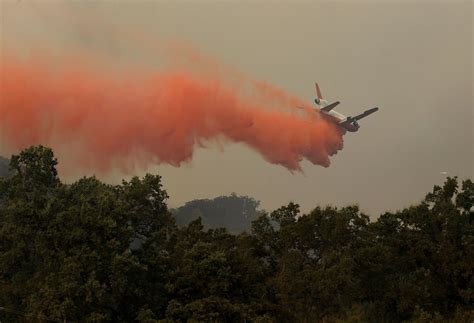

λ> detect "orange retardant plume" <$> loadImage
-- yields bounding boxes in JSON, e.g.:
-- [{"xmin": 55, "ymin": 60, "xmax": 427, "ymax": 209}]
[{"xmin": 0, "ymin": 55, "xmax": 344, "ymax": 173}]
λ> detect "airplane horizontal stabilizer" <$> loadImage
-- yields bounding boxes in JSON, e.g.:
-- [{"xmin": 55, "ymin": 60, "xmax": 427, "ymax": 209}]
[{"xmin": 321, "ymin": 101, "xmax": 340, "ymax": 112}]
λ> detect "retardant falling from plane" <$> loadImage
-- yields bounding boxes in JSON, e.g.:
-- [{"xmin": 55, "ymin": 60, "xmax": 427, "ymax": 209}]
[{"xmin": 0, "ymin": 54, "xmax": 345, "ymax": 174}]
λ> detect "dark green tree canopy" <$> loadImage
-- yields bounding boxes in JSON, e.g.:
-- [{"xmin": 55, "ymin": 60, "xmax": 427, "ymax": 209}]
[
  {"xmin": 0, "ymin": 146, "xmax": 472, "ymax": 322},
  {"xmin": 10, "ymin": 145, "xmax": 59, "ymax": 189}
]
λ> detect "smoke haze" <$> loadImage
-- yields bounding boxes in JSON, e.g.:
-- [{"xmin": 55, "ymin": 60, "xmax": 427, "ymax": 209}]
[{"xmin": 1, "ymin": 1, "xmax": 471, "ymax": 216}]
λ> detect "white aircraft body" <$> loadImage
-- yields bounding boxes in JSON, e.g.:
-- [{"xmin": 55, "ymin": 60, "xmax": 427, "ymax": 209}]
[{"xmin": 313, "ymin": 83, "xmax": 378, "ymax": 132}]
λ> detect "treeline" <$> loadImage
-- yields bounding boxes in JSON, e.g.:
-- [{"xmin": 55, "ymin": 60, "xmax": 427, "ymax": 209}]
[
  {"xmin": 0, "ymin": 146, "xmax": 473, "ymax": 322},
  {"xmin": 173, "ymin": 194, "xmax": 260, "ymax": 234},
  {"xmin": 0, "ymin": 156, "xmax": 9, "ymax": 178}
]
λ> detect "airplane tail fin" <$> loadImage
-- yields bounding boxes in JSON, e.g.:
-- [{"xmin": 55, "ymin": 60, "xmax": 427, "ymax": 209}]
[{"xmin": 315, "ymin": 83, "xmax": 323, "ymax": 99}]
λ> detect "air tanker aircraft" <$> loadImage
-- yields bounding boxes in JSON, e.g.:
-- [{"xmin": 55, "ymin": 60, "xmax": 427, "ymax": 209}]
[{"xmin": 313, "ymin": 83, "xmax": 378, "ymax": 132}]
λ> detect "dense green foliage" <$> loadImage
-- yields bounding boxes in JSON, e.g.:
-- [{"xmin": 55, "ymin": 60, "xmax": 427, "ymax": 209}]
[{"xmin": 0, "ymin": 146, "xmax": 473, "ymax": 322}]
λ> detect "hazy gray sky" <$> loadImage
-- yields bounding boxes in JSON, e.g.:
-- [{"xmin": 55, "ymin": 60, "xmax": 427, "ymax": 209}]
[{"xmin": 1, "ymin": 1, "xmax": 472, "ymax": 217}]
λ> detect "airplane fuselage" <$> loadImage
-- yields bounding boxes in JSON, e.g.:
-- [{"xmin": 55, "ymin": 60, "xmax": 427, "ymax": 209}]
[{"xmin": 317, "ymin": 102, "xmax": 360, "ymax": 132}]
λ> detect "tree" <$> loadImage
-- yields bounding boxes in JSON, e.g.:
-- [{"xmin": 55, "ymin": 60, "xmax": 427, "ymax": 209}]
[
  {"xmin": 1, "ymin": 146, "xmax": 473, "ymax": 322},
  {"xmin": 0, "ymin": 146, "xmax": 62, "ymax": 320},
  {"xmin": 0, "ymin": 146, "xmax": 174, "ymax": 321},
  {"xmin": 164, "ymin": 220, "xmax": 275, "ymax": 321},
  {"xmin": 173, "ymin": 194, "xmax": 261, "ymax": 233},
  {"xmin": 0, "ymin": 156, "xmax": 10, "ymax": 178},
  {"xmin": 9, "ymin": 145, "xmax": 59, "ymax": 189},
  {"xmin": 272, "ymin": 205, "xmax": 369, "ymax": 321},
  {"xmin": 353, "ymin": 177, "xmax": 474, "ymax": 320}
]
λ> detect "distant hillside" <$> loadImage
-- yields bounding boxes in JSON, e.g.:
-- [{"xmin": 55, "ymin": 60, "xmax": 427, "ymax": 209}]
[
  {"xmin": 172, "ymin": 194, "xmax": 261, "ymax": 233},
  {"xmin": 0, "ymin": 156, "xmax": 10, "ymax": 177}
]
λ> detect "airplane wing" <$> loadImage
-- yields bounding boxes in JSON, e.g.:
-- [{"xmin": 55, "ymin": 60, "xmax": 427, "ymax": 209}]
[
  {"xmin": 352, "ymin": 107, "xmax": 379, "ymax": 121},
  {"xmin": 339, "ymin": 107, "xmax": 379, "ymax": 125},
  {"xmin": 321, "ymin": 101, "xmax": 340, "ymax": 112}
]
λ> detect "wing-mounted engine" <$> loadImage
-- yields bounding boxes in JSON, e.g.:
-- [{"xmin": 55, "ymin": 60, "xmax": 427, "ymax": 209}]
[
  {"xmin": 338, "ymin": 107, "xmax": 378, "ymax": 131},
  {"xmin": 337, "ymin": 116, "xmax": 360, "ymax": 132},
  {"xmin": 339, "ymin": 116, "xmax": 359, "ymax": 127}
]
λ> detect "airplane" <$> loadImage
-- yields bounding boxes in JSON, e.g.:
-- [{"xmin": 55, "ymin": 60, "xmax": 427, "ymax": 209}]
[{"xmin": 313, "ymin": 83, "xmax": 378, "ymax": 132}]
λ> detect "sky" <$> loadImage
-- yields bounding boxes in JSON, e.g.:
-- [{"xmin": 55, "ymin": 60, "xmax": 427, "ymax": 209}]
[{"xmin": 0, "ymin": 1, "xmax": 472, "ymax": 218}]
